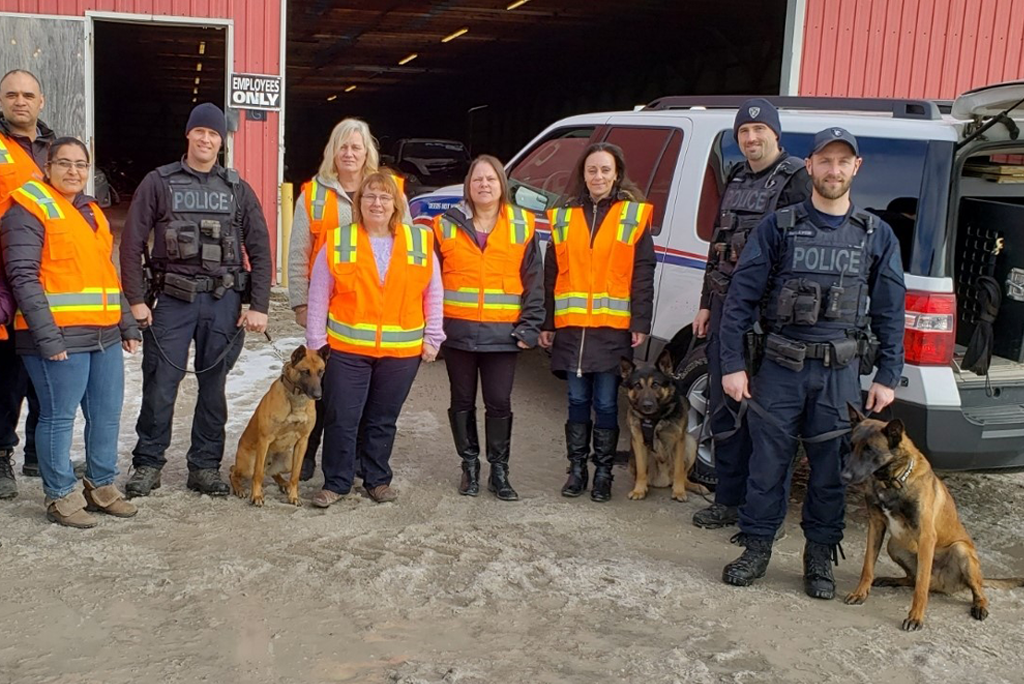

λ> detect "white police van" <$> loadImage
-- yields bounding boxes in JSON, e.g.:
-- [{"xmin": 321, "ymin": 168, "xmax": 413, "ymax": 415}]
[{"xmin": 411, "ymin": 82, "xmax": 1024, "ymax": 472}]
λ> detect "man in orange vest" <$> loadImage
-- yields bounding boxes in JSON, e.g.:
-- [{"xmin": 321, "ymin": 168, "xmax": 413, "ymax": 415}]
[{"xmin": 0, "ymin": 69, "xmax": 53, "ymax": 499}]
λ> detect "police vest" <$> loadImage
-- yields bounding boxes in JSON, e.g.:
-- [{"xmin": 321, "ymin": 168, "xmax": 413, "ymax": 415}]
[
  {"xmin": 707, "ymin": 155, "xmax": 803, "ymax": 292},
  {"xmin": 152, "ymin": 162, "xmax": 240, "ymax": 276},
  {"xmin": 765, "ymin": 204, "xmax": 876, "ymax": 338},
  {"xmin": 0, "ymin": 132, "xmax": 44, "ymax": 216},
  {"xmin": 10, "ymin": 181, "xmax": 122, "ymax": 331},
  {"xmin": 548, "ymin": 200, "xmax": 652, "ymax": 330},
  {"xmin": 433, "ymin": 205, "xmax": 534, "ymax": 324},
  {"xmin": 326, "ymin": 222, "xmax": 434, "ymax": 358},
  {"xmin": 302, "ymin": 173, "xmax": 408, "ymax": 276}
]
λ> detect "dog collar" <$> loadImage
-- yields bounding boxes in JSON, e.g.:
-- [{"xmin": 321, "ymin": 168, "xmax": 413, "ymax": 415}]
[
  {"xmin": 878, "ymin": 457, "xmax": 914, "ymax": 489},
  {"xmin": 280, "ymin": 369, "xmax": 302, "ymax": 396}
]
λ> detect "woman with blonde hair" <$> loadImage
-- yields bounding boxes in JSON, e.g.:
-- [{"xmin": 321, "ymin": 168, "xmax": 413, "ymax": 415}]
[
  {"xmin": 305, "ymin": 172, "xmax": 442, "ymax": 506},
  {"xmin": 288, "ymin": 118, "xmax": 409, "ymax": 481}
]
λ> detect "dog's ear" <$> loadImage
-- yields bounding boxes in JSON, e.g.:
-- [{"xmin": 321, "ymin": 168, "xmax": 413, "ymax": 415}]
[
  {"xmin": 885, "ymin": 419, "xmax": 905, "ymax": 449},
  {"xmin": 619, "ymin": 356, "xmax": 635, "ymax": 381},
  {"xmin": 656, "ymin": 348, "xmax": 674, "ymax": 376},
  {"xmin": 317, "ymin": 344, "xmax": 331, "ymax": 361},
  {"xmin": 290, "ymin": 345, "xmax": 307, "ymax": 366},
  {"xmin": 847, "ymin": 402, "xmax": 867, "ymax": 426}
]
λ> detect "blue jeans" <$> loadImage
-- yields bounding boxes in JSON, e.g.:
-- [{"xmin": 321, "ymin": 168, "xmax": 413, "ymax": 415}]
[
  {"xmin": 566, "ymin": 371, "xmax": 620, "ymax": 429},
  {"xmin": 22, "ymin": 343, "xmax": 125, "ymax": 500}
]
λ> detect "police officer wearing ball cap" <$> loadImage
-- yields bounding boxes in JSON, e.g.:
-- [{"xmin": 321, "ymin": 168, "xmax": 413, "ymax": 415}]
[
  {"xmin": 119, "ymin": 103, "xmax": 272, "ymax": 497},
  {"xmin": 717, "ymin": 127, "xmax": 905, "ymax": 600},
  {"xmin": 691, "ymin": 98, "xmax": 811, "ymax": 531}
]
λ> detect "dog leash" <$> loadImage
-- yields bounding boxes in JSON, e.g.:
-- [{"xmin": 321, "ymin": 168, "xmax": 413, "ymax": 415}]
[{"xmin": 141, "ymin": 325, "xmax": 271, "ymax": 375}]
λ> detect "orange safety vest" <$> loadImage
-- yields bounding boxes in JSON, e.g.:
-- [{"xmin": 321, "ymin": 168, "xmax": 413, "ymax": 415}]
[
  {"xmin": 547, "ymin": 200, "xmax": 653, "ymax": 330},
  {"xmin": 10, "ymin": 180, "xmax": 123, "ymax": 331},
  {"xmin": 0, "ymin": 132, "xmax": 44, "ymax": 216},
  {"xmin": 302, "ymin": 173, "xmax": 407, "ymax": 274},
  {"xmin": 326, "ymin": 221, "xmax": 433, "ymax": 358},
  {"xmin": 433, "ymin": 204, "xmax": 535, "ymax": 324}
]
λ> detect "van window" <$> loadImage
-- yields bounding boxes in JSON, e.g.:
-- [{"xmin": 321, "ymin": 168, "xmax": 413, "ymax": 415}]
[
  {"xmin": 507, "ymin": 125, "xmax": 598, "ymax": 212},
  {"xmin": 698, "ymin": 131, "xmax": 929, "ymax": 266},
  {"xmin": 603, "ymin": 127, "xmax": 682, "ymax": 235}
]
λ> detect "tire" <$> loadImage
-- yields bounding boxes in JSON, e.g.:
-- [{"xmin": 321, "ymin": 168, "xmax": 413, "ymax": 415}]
[{"xmin": 675, "ymin": 342, "xmax": 717, "ymax": 491}]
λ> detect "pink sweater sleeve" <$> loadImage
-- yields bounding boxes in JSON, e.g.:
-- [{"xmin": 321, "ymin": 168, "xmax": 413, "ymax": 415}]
[
  {"xmin": 423, "ymin": 257, "xmax": 446, "ymax": 350},
  {"xmin": 305, "ymin": 246, "xmax": 331, "ymax": 350}
]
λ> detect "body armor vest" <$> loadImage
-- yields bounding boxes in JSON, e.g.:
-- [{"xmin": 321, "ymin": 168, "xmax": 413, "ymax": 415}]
[
  {"xmin": 707, "ymin": 155, "xmax": 803, "ymax": 297},
  {"xmin": 764, "ymin": 204, "xmax": 876, "ymax": 339},
  {"xmin": 152, "ymin": 162, "xmax": 240, "ymax": 276}
]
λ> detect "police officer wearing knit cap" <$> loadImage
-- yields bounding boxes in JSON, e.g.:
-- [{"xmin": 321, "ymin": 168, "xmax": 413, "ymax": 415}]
[
  {"xmin": 119, "ymin": 102, "xmax": 272, "ymax": 497},
  {"xmin": 717, "ymin": 127, "xmax": 905, "ymax": 599},
  {"xmin": 691, "ymin": 97, "xmax": 810, "ymax": 531}
]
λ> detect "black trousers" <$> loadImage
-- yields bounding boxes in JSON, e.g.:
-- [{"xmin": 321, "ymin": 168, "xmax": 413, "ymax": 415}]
[
  {"xmin": 0, "ymin": 333, "xmax": 38, "ymax": 460},
  {"xmin": 321, "ymin": 351, "xmax": 420, "ymax": 494},
  {"xmin": 132, "ymin": 290, "xmax": 245, "ymax": 471},
  {"xmin": 443, "ymin": 347, "xmax": 518, "ymax": 418}
]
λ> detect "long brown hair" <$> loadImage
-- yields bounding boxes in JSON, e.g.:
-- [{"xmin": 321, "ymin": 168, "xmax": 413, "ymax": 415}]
[
  {"xmin": 566, "ymin": 142, "xmax": 645, "ymax": 202},
  {"xmin": 352, "ymin": 172, "xmax": 406, "ymax": 234},
  {"xmin": 463, "ymin": 154, "xmax": 509, "ymax": 214}
]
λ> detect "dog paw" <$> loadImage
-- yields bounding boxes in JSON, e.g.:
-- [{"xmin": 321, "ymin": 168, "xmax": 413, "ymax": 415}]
[
  {"xmin": 971, "ymin": 604, "xmax": 989, "ymax": 621},
  {"xmin": 901, "ymin": 615, "xmax": 924, "ymax": 631},
  {"xmin": 250, "ymin": 493, "xmax": 265, "ymax": 507},
  {"xmin": 844, "ymin": 591, "xmax": 868, "ymax": 605},
  {"xmin": 627, "ymin": 487, "xmax": 648, "ymax": 500},
  {"xmin": 671, "ymin": 489, "xmax": 688, "ymax": 502},
  {"xmin": 288, "ymin": 492, "xmax": 301, "ymax": 507}
]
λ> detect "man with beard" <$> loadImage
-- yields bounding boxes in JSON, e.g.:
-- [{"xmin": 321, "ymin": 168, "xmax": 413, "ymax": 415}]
[
  {"xmin": 691, "ymin": 98, "xmax": 810, "ymax": 530},
  {"xmin": 715, "ymin": 128, "xmax": 905, "ymax": 600}
]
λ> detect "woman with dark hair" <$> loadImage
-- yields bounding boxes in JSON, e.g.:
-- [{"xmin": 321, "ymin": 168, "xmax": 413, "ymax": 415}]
[
  {"xmin": 0, "ymin": 137, "xmax": 141, "ymax": 527},
  {"xmin": 538, "ymin": 142, "xmax": 656, "ymax": 503},
  {"xmin": 432, "ymin": 155, "xmax": 544, "ymax": 500},
  {"xmin": 305, "ymin": 172, "xmax": 443, "ymax": 507}
]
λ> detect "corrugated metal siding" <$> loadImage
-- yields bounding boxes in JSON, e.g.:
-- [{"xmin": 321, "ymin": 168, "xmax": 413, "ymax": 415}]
[
  {"xmin": 1, "ymin": 0, "xmax": 281, "ymax": 272},
  {"xmin": 800, "ymin": 0, "xmax": 1024, "ymax": 98}
]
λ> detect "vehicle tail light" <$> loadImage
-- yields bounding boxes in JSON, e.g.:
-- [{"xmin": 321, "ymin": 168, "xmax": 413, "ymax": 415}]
[{"xmin": 904, "ymin": 291, "xmax": 956, "ymax": 366}]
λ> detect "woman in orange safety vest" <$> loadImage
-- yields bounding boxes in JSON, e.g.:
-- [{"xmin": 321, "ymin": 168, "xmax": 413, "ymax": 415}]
[
  {"xmin": 304, "ymin": 172, "xmax": 443, "ymax": 508},
  {"xmin": 433, "ymin": 155, "xmax": 544, "ymax": 500},
  {"xmin": 538, "ymin": 142, "xmax": 656, "ymax": 503},
  {"xmin": 0, "ymin": 137, "xmax": 141, "ymax": 528}
]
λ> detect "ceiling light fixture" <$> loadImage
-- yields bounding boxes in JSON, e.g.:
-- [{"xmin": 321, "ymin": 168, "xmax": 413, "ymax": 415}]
[
  {"xmin": 506, "ymin": 0, "xmax": 531, "ymax": 9},
  {"xmin": 193, "ymin": 87, "xmax": 199, "ymax": 95},
  {"xmin": 196, "ymin": 62, "xmax": 203, "ymax": 72},
  {"xmin": 398, "ymin": 53, "xmax": 418, "ymax": 65},
  {"xmin": 441, "ymin": 27, "xmax": 469, "ymax": 43},
  {"xmin": 195, "ymin": 76, "xmax": 201, "ymax": 85},
  {"xmin": 345, "ymin": 85, "xmax": 357, "ymax": 92},
  {"xmin": 198, "ymin": 41, "xmax": 206, "ymax": 55},
  {"xmin": 327, "ymin": 94, "xmax": 338, "ymax": 101}
]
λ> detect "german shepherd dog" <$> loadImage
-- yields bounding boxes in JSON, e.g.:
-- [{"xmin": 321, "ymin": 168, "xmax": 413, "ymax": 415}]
[
  {"xmin": 620, "ymin": 349, "xmax": 706, "ymax": 502},
  {"xmin": 229, "ymin": 345, "xmax": 329, "ymax": 507},
  {"xmin": 842, "ymin": 405, "xmax": 1024, "ymax": 630}
]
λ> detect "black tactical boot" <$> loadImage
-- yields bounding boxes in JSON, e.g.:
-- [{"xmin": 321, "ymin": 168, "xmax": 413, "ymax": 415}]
[
  {"xmin": 0, "ymin": 450, "xmax": 18, "ymax": 500},
  {"xmin": 449, "ymin": 409, "xmax": 480, "ymax": 497},
  {"xmin": 693, "ymin": 502, "xmax": 739, "ymax": 529},
  {"xmin": 803, "ymin": 541, "xmax": 843, "ymax": 600},
  {"xmin": 722, "ymin": 536, "xmax": 773, "ymax": 586},
  {"xmin": 22, "ymin": 453, "xmax": 40, "ymax": 478},
  {"xmin": 561, "ymin": 421, "xmax": 591, "ymax": 497},
  {"xmin": 485, "ymin": 415, "xmax": 518, "ymax": 501},
  {"xmin": 187, "ymin": 468, "xmax": 230, "ymax": 496},
  {"xmin": 590, "ymin": 427, "xmax": 618, "ymax": 503},
  {"xmin": 125, "ymin": 465, "xmax": 162, "ymax": 498},
  {"xmin": 299, "ymin": 454, "xmax": 316, "ymax": 482}
]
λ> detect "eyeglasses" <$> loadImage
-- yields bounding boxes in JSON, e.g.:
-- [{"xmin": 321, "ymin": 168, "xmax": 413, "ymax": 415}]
[
  {"xmin": 362, "ymin": 193, "xmax": 394, "ymax": 204},
  {"xmin": 51, "ymin": 159, "xmax": 90, "ymax": 171}
]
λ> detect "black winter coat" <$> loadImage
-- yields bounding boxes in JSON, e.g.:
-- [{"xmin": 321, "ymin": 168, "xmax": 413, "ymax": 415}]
[
  {"xmin": 437, "ymin": 204, "xmax": 545, "ymax": 352},
  {"xmin": 543, "ymin": 191, "xmax": 656, "ymax": 377},
  {"xmin": 1, "ymin": 194, "xmax": 140, "ymax": 357}
]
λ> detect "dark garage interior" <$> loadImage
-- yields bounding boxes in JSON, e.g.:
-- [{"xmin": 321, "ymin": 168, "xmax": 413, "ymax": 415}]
[{"xmin": 284, "ymin": 0, "xmax": 789, "ymax": 185}]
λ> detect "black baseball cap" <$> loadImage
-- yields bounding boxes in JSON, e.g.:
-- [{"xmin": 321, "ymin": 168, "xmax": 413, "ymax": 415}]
[{"xmin": 810, "ymin": 127, "xmax": 859, "ymax": 156}]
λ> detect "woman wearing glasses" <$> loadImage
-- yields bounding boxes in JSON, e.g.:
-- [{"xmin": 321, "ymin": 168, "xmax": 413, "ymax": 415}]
[
  {"xmin": 0, "ymin": 137, "xmax": 141, "ymax": 527},
  {"xmin": 305, "ymin": 172, "xmax": 443, "ymax": 507}
]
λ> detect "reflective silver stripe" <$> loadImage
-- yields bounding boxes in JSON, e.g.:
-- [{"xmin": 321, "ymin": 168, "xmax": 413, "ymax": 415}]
[
  {"xmin": 591, "ymin": 296, "xmax": 631, "ymax": 314},
  {"xmin": 617, "ymin": 202, "xmax": 641, "ymax": 243},
  {"xmin": 509, "ymin": 206, "xmax": 529, "ymax": 244},
  {"xmin": 381, "ymin": 328, "xmax": 424, "ymax": 343},
  {"xmin": 326, "ymin": 318, "xmax": 377, "ymax": 343},
  {"xmin": 404, "ymin": 224, "xmax": 427, "ymax": 266},
  {"xmin": 551, "ymin": 207, "xmax": 571, "ymax": 243},
  {"xmin": 553, "ymin": 295, "xmax": 589, "ymax": 314},
  {"xmin": 444, "ymin": 289, "xmax": 479, "ymax": 304},
  {"xmin": 336, "ymin": 224, "xmax": 358, "ymax": 264},
  {"xmin": 440, "ymin": 219, "xmax": 457, "ymax": 240},
  {"xmin": 45, "ymin": 293, "xmax": 107, "ymax": 308},
  {"xmin": 483, "ymin": 292, "xmax": 520, "ymax": 305},
  {"xmin": 310, "ymin": 181, "xmax": 328, "ymax": 221},
  {"xmin": 19, "ymin": 181, "xmax": 64, "ymax": 220}
]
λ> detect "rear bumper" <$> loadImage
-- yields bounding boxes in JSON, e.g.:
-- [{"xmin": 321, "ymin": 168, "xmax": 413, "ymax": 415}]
[{"xmin": 893, "ymin": 399, "xmax": 1024, "ymax": 471}]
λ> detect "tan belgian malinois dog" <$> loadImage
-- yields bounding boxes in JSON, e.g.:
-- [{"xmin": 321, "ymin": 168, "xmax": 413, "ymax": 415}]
[
  {"xmin": 229, "ymin": 345, "xmax": 329, "ymax": 506},
  {"xmin": 842, "ymin": 405, "xmax": 1024, "ymax": 630}
]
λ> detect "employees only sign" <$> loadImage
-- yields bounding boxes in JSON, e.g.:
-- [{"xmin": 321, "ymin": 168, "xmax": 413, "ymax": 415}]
[{"xmin": 229, "ymin": 73, "xmax": 282, "ymax": 111}]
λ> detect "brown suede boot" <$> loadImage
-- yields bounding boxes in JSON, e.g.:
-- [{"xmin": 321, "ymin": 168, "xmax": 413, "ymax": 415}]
[
  {"xmin": 84, "ymin": 479, "xmax": 138, "ymax": 518},
  {"xmin": 45, "ymin": 490, "xmax": 98, "ymax": 528}
]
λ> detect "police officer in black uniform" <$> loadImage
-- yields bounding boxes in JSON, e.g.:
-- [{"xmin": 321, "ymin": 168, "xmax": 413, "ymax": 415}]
[
  {"xmin": 120, "ymin": 103, "xmax": 271, "ymax": 497},
  {"xmin": 692, "ymin": 98, "xmax": 811, "ymax": 531},
  {"xmin": 717, "ymin": 128, "xmax": 905, "ymax": 599}
]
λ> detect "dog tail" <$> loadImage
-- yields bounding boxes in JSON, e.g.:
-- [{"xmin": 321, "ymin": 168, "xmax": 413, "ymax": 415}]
[{"xmin": 984, "ymin": 577, "xmax": 1024, "ymax": 589}]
